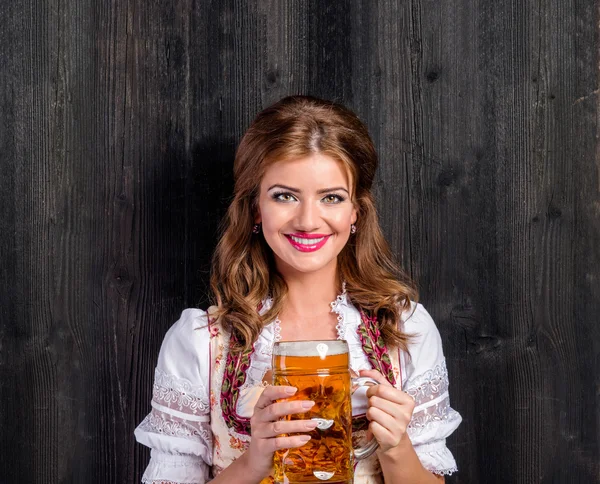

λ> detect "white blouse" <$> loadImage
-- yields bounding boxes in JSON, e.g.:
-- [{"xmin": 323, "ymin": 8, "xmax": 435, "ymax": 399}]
[{"xmin": 134, "ymin": 296, "xmax": 462, "ymax": 483}]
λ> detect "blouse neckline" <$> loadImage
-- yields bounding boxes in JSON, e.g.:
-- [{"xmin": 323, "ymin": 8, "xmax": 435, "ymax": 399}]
[{"xmin": 269, "ymin": 281, "xmax": 349, "ymax": 342}]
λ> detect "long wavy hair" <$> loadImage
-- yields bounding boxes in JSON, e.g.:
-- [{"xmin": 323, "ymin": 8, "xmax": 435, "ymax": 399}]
[{"xmin": 210, "ymin": 95, "xmax": 418, "ymax": 354}]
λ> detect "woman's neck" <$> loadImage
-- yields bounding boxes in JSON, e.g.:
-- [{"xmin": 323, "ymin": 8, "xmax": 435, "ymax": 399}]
[
  {"xmin": 279, "ymin": 264, "xmax": 341, "ymax": 318},
  {"xmin": 274, "ymin": 260, "xmax": 343, "ymax": 340}
]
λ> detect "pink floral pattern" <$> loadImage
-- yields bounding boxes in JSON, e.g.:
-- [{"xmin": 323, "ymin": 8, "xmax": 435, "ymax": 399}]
[
  {"xmin": 229, "ymin": 435, "xmax": 248, "ymax": 451},
  {"xmin": 220, "ymin": 330, "xmax": 254, "ymax": 434},
  {"xmin": 209, "ymin": 324, "xmax": 221, "ymax": 338},
  {"xmin": 357, "ymin": 310, "xmax": 397, "ymax": 387}
]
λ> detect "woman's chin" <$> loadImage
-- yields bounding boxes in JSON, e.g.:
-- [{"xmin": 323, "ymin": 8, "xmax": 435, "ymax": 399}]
[
  {"xmin": 278, "ymin": 254, "xmax": 338, "ymax": 275},
  {"xmin": 276, "ymin": 252, "xmax": 336, "ymax": 274}
]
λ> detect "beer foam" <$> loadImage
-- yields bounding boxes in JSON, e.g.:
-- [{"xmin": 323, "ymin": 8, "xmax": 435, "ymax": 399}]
[{"xmin": 272, "ymin": 340, "xmax": 349, "ymax": 357}]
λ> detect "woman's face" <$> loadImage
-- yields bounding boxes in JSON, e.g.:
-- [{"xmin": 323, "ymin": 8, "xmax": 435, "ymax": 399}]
[{"xmin": 256, "ymin": 153, "xmax": 357, "ymax": 276}]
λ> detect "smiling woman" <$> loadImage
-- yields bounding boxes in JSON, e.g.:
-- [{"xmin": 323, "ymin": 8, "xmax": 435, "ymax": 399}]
[
  {"xmin": 256, "ymin": 153, "xmax": 357, "ymax": 276},
  {"xmin": 134, "ymin": 96, "xmax": 462, "ymax": 484}
]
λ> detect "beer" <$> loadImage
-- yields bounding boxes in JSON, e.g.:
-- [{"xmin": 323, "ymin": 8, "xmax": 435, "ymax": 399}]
[{"xmin": 272, "ymin": 341, "xmax": 357, "ymax": 484}]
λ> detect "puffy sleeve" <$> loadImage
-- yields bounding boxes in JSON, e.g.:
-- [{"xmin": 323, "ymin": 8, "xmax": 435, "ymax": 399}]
[
  {"xmin": 134, "ymin": 308, "xmax": 212, "ymax": 484},
  {"xmin": 400, "ymin": 303, "xmax": 462, "ymax": 477}
]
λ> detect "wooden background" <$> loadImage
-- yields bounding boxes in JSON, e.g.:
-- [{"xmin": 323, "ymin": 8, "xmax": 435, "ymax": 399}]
[{"xmin": 1, "ymin": 0, "xmax": 598, "ymax": 483}]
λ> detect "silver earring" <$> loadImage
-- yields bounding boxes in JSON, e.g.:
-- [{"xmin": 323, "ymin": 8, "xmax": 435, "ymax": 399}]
[
  {"xmin": 252, "ymin": 223, "xmax": 261, "ymax": 234},
  {"xmin": 350, "ymin": 224, "xmax": 357, "ymax": 234}
]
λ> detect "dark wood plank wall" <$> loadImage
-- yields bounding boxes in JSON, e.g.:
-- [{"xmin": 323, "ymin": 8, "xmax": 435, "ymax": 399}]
[{"xmin": 1, "ymin": 1, "xmax": 598, "ymax": 483}]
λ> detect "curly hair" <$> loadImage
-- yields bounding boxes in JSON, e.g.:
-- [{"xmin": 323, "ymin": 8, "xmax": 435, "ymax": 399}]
[{"xmin": 209, "ymin": 95, "xmax": 418, "ymax": 354}]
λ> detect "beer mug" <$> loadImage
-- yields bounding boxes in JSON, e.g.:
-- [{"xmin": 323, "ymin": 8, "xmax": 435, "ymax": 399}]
[{"xmin": 272, "ymin": 340, "xmax": 379, "ymax": 483}]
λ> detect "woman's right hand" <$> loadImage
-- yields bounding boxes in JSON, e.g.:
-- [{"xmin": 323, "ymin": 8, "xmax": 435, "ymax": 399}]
[{"xmin": 244, "ymin": 385, "xmax": 317, "ymax": 480}]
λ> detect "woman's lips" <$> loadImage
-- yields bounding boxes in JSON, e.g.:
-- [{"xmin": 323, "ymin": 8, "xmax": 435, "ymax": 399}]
[{"xmin": 284, "ymin": 233, "xmax": 332, "ymax": 252}]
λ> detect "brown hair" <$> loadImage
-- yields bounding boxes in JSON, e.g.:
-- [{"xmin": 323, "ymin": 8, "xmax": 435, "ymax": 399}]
[{"xmin": 210, "ymin": 95, "xmax": 418, "ymax": 354}]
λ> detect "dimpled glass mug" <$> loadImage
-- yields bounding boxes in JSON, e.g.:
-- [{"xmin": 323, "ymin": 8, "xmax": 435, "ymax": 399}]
[{"xmin": 271, "ymin": 340, "xmax": 379, "ymax": 483}]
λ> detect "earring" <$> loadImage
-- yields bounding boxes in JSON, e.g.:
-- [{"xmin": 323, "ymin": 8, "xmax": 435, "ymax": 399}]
[
  {"xmin": 252, "ymin": 223, "xmax": 261, "ymax": 234},
  {"xmin": 350, "ymin": 224, "xmax": 357, "ymax": 234}
]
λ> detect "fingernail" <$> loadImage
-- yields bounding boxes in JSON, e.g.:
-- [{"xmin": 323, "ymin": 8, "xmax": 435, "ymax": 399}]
[
  {"xmin": 306, "ymin": 420, "xmax": 318, "ymax": 429},
  {"xmin": 299, "ymin": 435, "xmax": 311, "ymax": 443},
  {"xmin": 285, "ymin": 387, "xmax": 297, "ymax": 395},
  {"xmin": 301, "ymin": 401, "xmax": 315, "ymax": 409}
]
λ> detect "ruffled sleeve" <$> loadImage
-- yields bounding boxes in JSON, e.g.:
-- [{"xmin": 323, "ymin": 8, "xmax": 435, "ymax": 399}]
[
  {"xmin": 401, "ymin": 303, "xmax": 462, "ymax": 476},
  {"xmin": 134, "ymin": 308, "xmax": 212, "ymax": 484}
]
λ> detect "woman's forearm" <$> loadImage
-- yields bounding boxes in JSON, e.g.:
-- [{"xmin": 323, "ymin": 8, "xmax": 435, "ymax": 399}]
[
  {"xmin": 209, "ymin": 451, "xmax": 266, "ymax": 484},
  {"xmin": 378, "ymin": 435, "xmax": 444, "ymax": 484}
]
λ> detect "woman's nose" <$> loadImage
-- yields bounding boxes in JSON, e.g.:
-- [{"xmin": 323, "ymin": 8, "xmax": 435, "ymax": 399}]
[{"xmin": 295, "ymin": 200, "xmax": 320, "ymax": 231}]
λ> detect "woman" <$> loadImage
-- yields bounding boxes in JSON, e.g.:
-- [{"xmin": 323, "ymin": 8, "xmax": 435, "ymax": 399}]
[{"xmin": 134, "ymin": 96, "xmax": 462, "ymax": 483}]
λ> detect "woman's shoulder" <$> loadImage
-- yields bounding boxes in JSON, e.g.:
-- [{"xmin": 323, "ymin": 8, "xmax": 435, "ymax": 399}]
[
  {"xmin": 399, "ymin": 301, "xmax": 445, "ymax": 363},
  {"xmin": 155, "ymin": 307, "xmax": 213, "ymax": 387},
  {"xmin": 400, "ymin": 301, "xmax": 438, "ymax": 334},
  {"xmin": 160, "ymin": 307, "xmax": 210, "ymax": 350}
]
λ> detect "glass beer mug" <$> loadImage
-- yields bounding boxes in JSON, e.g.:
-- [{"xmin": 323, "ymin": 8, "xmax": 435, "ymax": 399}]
[{"xmin": 272, "ymin": 340, "xmax": 379, "ymax": 483}]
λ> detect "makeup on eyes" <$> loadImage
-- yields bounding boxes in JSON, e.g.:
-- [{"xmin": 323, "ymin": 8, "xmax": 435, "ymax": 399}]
[
  {"xmin": 267, "ymin": 183, "xmax": 349, "ymax": 195},
  {"xmin": 270, "ymin": 191, "xmax": 346, "ymax": 203}
]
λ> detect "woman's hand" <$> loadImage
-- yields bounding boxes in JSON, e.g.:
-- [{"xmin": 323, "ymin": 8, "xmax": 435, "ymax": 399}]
[
  {"xmin": 245, "ymin": 385, "xmax": 317, "ymax": 480},
  {"xmin": 360, "ymin": 369, "xmax": 416, "ymax": 455}
]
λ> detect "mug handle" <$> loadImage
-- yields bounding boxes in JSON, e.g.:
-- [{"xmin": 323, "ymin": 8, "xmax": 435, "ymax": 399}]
[{"xmin": 350, "ymin": 376, "xmax": 380, "ymax": 461}]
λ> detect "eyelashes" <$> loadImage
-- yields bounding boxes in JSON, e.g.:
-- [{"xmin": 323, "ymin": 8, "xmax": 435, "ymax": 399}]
[
  {"xmin": 271, "ymin": 191, "xmax": 297, "ymax": 202},
  {"xmin": 321, "ymin": 194, "xmax": 346, "ymax": 204},
  {"xmin": 270, "ymin": 191, "xmax": 346, "ymax": 204}
]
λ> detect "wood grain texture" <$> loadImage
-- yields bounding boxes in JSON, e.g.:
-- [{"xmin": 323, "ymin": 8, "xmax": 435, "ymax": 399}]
[{"xmin": 0, "ymin": 0, "xmax": 598, "ymax": 483}]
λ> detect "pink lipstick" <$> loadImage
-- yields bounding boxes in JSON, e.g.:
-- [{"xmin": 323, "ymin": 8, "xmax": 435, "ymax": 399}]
[{"xmin": 285, "ymin": 233, "xmax": 331, "ymax": 252}]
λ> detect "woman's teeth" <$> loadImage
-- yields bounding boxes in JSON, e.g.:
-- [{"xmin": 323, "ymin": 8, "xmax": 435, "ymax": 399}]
[{"xmin": 290, "ymin": 235, "xmax": 325, "ymax": 245}]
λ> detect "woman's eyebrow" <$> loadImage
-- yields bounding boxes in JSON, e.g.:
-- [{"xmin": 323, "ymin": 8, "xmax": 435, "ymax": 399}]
[
  {"xmin": 267, "ymin": 184, "xmax": 300, "ymax": 192},
  {"xmin": 317, "ymin": 186, "xmax": 349, "ymax": 194},
  {"xmin": 267, "ymin": 184, "xmax": 349, "ymax": 194}
]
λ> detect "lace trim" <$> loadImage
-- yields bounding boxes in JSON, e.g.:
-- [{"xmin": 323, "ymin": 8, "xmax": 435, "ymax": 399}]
[
  {"xmin": 408, "ymin": 396, "xmax": 461, "ymax": 436},
  {"xmin": 153, "ymin": 368, "xmax": 210, "ymax": 415},
  {"xmin": 405, "ymin": 361, "xmax": 462, "ymax": 437},
  {"xmin": 142, "ymin": 480, "xmax": 198, "ymax": 484},
  {"xmin": 430, "ymin": 466, "xmax": 458, "ymax": 476},
  {"xmin": 404, "ymin": 360, "xmax": 449, "ymax": 405},
  {"xmin": 137, "ymin": 409, "xmax": 213, "ymax": 443},
  {"xmin": 413, "ymin": 440, "xmax": 459, "ymax": 476},
  {"xmin": 273, "ymin": 317, "xmax": 282, "ymax": 342},
  {"xmin": 330, "ymin": 281, "xmax": 347, "ymax": 340}
]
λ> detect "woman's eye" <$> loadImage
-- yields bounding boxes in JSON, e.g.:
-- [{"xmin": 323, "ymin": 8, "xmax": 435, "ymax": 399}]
[
  {"xmin": 273, "ymin": 192, "xmax": 297, "ymax": 202},
  {"xmin": 322, "ymin": 194, "xmax": 345, "ymax": 204}
]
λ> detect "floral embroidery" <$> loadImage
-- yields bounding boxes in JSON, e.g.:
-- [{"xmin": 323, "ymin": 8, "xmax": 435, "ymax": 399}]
[
  {"xmin": 408, "ymin": 396, "xmax": 458, "ymax": 436},
  {"xmin": 137, "ymin": 409, "xmax": 212, "ymax": 444},
  {"xmin": 356, "ymin": 310, "xmax": 397, "ymax": 387},
  {"xmin": 405, "ymin": 360, "xmax": 448, "ymax": 403},
  {"xmin": 229, "ymin": 435, "xmax": 249, "ymax": 451},
  {"xmin": 153, "ymin": 368, "xmax": 210, "ymax": 414},
  {"xmin": 209, "ymin": 324, "xmax": 221, "ymax": 338},
  {"xmin": 220, "ymin": 330, "xmax": 254, "ymax": 435},
  {"xmin": 404, "ymin": 360, "xmax": 461, "ymax": 437}
]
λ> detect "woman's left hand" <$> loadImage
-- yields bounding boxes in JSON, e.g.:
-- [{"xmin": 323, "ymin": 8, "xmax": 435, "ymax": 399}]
[{"xmin": 359, "ymin": 368, "xmax": 416, "ymax": 455}]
